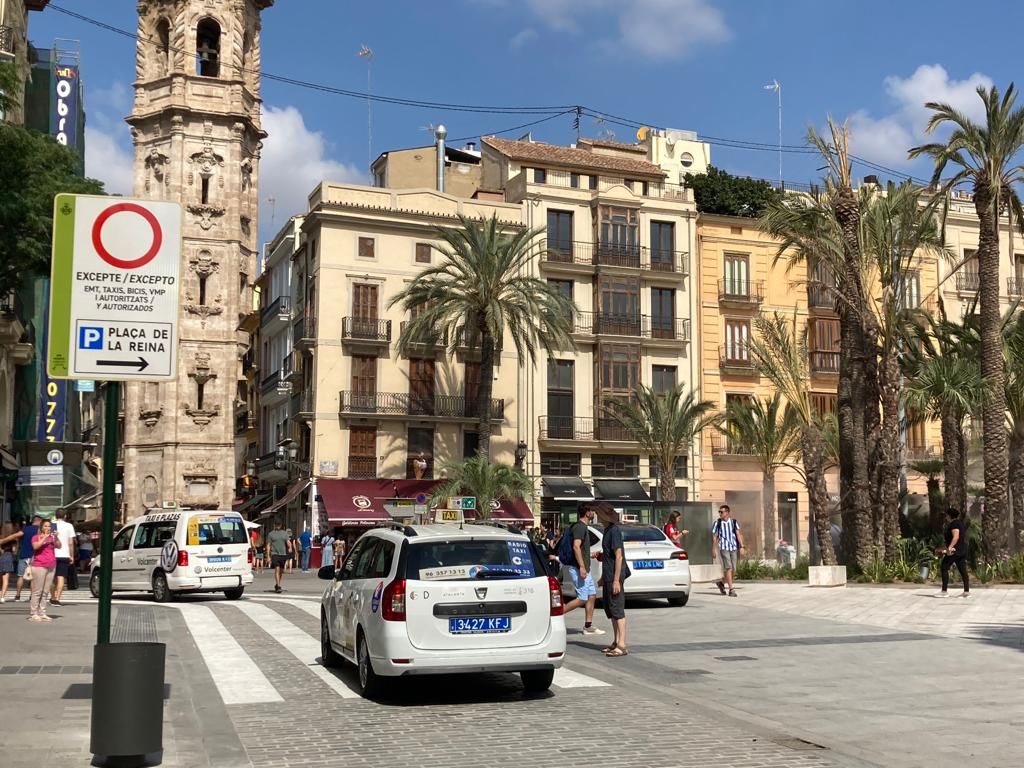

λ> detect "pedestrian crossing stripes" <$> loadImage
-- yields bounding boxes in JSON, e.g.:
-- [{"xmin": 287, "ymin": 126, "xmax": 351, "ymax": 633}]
[{"xmin": 552, "ymin": 667, "xmax": 611, "ymax": 688}]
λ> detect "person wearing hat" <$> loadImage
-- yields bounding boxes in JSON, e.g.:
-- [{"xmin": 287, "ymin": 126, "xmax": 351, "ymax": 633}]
[{"xmin": 591, "ymin": 501, "xmax": 630, "ymax": 657}]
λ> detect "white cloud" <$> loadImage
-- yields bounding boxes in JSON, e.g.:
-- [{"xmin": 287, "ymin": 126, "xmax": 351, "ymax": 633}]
[
  {"xmin": 848, "ymin": 65, "xmax": 993, "ymax": 167},
  {"xmin": 84, "ymin": 125, "xmax": 134, "ymax": 194},
  {"xmin": 509, "ymin": 27, "xmax": 538, "ymax": 50},
  {"xmin": 259, "ymin": 105, "xmax": 364, "ymax": 231}
]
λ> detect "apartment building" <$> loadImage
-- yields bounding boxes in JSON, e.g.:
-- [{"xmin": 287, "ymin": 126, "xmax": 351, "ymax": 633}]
[
  {"xmin": 480, "ymin": 130, "xmax": 710, "ymax": 526},
  {"xmin": 371, "ymin": 139, "xmax": 483, "ymax": 198}
]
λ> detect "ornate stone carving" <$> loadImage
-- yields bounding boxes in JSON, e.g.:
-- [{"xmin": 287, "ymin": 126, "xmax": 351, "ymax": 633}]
[
  {"xmin": 190, "ymin": 144, "xmax": 224, "ymax": 176},
  {"xmin": 139, "ymin": 407, "xmax": 163, "ymax": 427},
  {"xmin": 189, "ymin": 250, "xmax": 220, "ymax": 276},
  {"xmin": 184, "ymin": 404, "xmax": 220, "ymax": 427},
  {"xmin": 186, "ymin": 203, "xmax": 226, "ymax": 230},
  {"xmin": 189, "ymin": 350, "xmax": 217, "ymax": 386},
  {"xmin": 184, "ymin": 299, "xmax": 224, "ymax": 321},
  {"xmin": 144, "ymin": 147, "xmax": 170, "ymax": 191},
  {"xmin": 240, "ymin": 157, "xmax": 253, "ymax": 191}
]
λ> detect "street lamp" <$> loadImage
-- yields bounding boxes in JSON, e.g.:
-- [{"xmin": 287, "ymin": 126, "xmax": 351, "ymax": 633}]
[{"xmin": 514, "ymin": 440, "xmax": 528, "ymax": 470}]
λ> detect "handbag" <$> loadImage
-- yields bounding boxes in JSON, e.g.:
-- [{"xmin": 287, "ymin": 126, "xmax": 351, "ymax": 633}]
[{"xmin": 23, "ymin": 558, "xmax": 33, "ymax": 581}]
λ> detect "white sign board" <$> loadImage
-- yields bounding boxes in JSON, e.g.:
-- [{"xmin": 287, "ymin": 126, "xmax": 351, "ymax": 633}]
[{"xmin": 48, "ymin": 194, "xmax": 182, "ymax": 382}]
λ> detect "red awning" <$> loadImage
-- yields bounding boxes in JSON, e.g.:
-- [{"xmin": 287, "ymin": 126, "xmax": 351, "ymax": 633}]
[
  {"xmin": 488, "ymin": 497, "xmax": 535, "ymax": 522},
  {"xmin": 319, "ymin": 478, "xmax": 441, "ymax": 524}
]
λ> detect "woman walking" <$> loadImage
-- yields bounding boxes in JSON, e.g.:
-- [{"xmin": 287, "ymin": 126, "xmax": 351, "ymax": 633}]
[
  {"xmin": 334, "ymin": 537, "xmax": 347, "ymax": 570},
  {"xmin": 321, "ymin": 532, "xmax": 335, "ymax": 573},
  {"xmin": 28, "ymin": 519, "xmax": 61, "ymax": 621},
  {"xmin": 939, "ymin": 508, "xmax": 970, "ymax": 598},
  {"xmin": 0, "ymin": 522, "xmax": 19, "ymax": 601}
]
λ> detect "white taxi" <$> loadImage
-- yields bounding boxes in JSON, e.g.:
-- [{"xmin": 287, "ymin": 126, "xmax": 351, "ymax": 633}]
[
  {"xmin": 89, "ymin": 510, "xmax": 254, "ymax": 602},
  {"xmin": 560, "ymin": 524, "xmax": 691, "ymax": 606},
  {"xmin": 319, "ymin": 522, "xmax": 567, "ymax": 699}
]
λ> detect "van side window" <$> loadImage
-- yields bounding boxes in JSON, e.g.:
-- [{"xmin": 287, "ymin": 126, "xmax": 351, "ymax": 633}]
[
  {"xmin": 369, "ymin": 540, "xmax": 394, "ymax": 578},
  {"xmin": 340, "ymin": 539, "xmax": 365, "ymax": 580},
  {"xmin": 133, "ymin": 521, "xmax": 177, "ymax": 549},
  {"xmin": 113, "ymin": 527, "xmax": 135, "ymax": 552},
  {"xmin": 353, "ymin": 539, "xmax": 382, "ymax": 579}
]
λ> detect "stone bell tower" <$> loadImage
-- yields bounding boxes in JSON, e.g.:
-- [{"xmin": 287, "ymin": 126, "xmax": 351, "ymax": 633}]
[{"xmin": 123, "ymin": 0, "xmax": 273, "ymax": 511}]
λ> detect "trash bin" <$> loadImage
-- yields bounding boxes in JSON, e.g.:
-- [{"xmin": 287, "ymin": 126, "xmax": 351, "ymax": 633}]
[{"xmin": 91, "ymin": 642, "xmax": 166, "ymax": 760}]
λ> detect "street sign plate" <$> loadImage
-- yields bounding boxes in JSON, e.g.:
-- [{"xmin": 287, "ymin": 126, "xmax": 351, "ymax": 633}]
[
  {"xmin": 46, "ymin": 449, "xmax": 64, "ymax": 466},
  {"xmin": 47, "ymin": 194, "xmax": 182, "ymax": 382},
  {"xmin": 448, "ymin": 496, "xmax": 477, "ymax": 511}
]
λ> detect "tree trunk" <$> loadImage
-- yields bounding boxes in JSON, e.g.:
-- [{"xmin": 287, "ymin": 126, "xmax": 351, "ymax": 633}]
[
  {"xmin": 762, "ymin": 471, "xmax": 777, "ymax": 560},
  {"xmin": 925, "ymin": 476, "xmax": 945, "ymax": 535},
  {"xmin": 476, "ymin": 318, "xmax": 496, "ymax": 459},
  {"xmin": 940, "ymin": 407, "xmax": 967, "ymax": 519},
  {"xmin": 802, "ymin": 424, "xmax": 836, "ymax": 565},
  {"xmin": 1010, "ymin": 430, "xmax": 1024, "ymax": 554},
  {"xmin": 659, "ymin": 457, "xmax": 677, "ymax": 510},
  {"xmin": 876, "ymin": 348, "xmax": 902, "ymax": 562},
  {"xmin": 976, "ymin": 194, "xmax": 1010, "ymax": 561}
]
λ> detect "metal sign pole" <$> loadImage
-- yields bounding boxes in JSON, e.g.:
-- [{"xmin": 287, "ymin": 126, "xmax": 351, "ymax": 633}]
[{"xmin": 95, "ymin": 381, "xmax": 119, "ymax": 645}]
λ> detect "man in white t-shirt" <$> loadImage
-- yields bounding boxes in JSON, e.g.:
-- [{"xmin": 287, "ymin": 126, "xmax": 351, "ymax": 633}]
[{"xmin": 51, "ymin": 511, "xmax": 77, "ymax": 606}]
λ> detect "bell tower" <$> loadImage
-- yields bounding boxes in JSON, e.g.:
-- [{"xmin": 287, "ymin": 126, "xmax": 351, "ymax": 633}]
[{"xmin": 124, "ymin": 0, "xmax": 273, "ymax": 511}]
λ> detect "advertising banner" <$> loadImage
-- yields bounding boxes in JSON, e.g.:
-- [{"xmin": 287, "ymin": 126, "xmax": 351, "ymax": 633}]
[{"xmin": 51, "ymin": 64, "xmax": 79, "ymax": 148}]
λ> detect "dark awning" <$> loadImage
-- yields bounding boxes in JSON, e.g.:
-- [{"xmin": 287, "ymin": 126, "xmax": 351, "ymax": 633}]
[
  {"xmin": 319, "ymin": 478, "xmax": 441, "ymax": 524},
  {"xmin": 594, "ymin": 479, "xmax": 651, "ymax": 503},
  {"xmin": 541, "ymin": 476, "xmax": 594, "ymax": 502},
  {"xmin": 234, "ymin": 491, "xmax": 271, "ymax": 516}
]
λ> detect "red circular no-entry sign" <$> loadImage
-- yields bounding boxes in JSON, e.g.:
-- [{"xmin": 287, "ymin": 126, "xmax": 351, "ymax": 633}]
[{"xmin": 91, "ymin": 202, "xmax": 163, "ymax": 270}]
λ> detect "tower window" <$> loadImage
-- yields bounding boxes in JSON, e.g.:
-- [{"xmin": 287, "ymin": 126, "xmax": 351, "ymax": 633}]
[
  {"xmin": 201, "ymin": 176, "xmax": 210, "ymax": 204},
  {"xmin": 196, "ymin": 380, "xmax": 206, "ymax": 409},
  {"xmin": 196, "ymin": 19, "xmax": 221, "ymax": 78},
  {"xmin": 156, "ymin": 19, "xmax": 171, "ymax": 75},
  {"xmin": 198, "ymin": 274, "xmax": 208, "ymax": 306}
]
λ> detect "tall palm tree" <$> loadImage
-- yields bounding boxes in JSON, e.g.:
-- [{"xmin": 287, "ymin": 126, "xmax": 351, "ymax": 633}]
[
  {"xmin": 604, "ymin": 384, "xmax": 719, "ymax": 504},
  {"xmin": 908, "ymin": 457, "xmax": 946, "ymax": 534},
  {"xmin": 719, "ymin": 393, "xmax": 802, "ymax": 559},
  {"xmin": 431, "ymin": 455, "xmax": 532, "ymax": 521},
  {"xmin": 1003, "ymin": 313, "xmax": 1024, "ymax": 551},
  {"xmin": 390, "ymin": 215, "xmax": 576, "ymax": 456},
  {"xmin": 748, "ymin": 312, "xmax": 837, "ymax": 565},
  {"xmin": 910, "ymin": 84, "xmax": 1024, "ymax": 560}
]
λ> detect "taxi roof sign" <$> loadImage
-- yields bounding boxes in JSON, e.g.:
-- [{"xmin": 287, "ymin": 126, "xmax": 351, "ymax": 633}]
[{"xmin": 434, "ymin": 509, "xmax": 465, "ymax": 524}]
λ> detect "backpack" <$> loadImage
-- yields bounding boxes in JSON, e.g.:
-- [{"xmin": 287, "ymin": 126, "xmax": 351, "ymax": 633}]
[{"xmin": 556, "ymin": 529, "xmax": 577, "ymax": 566}]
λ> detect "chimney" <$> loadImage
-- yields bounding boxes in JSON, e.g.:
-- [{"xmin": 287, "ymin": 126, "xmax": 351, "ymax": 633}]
[
  {"xmin": 863, "ymin": 174, "xmax": 879, "ymax": 186},
  {"xmin": 465, "ymin": 141, "xmax": 476, "ymax": 151},
  {"xmin": 435, "ymin": 124, "xmax": 447, "ymax": 193}
]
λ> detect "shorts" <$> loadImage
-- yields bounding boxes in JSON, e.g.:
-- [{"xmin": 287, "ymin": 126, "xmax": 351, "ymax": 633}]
[
  {"xmin": 271, "ymin": 554, "xmax": 289, "ymax": 569},
  {"xmin": 55, "ymin": 559, "xmax": 72, "ymax": 579},
  {"xmin": 254, "ymin": 550, "xmax": 264, "ymax": 560},
  {"xmin": 79, "ymin": 549, "xmax": 93, "ymax": 563},
  {"xmin": 17, "ymin": 558, "xmax": 32, "ymax": 577},
  {"xmin": 567, "ymin": 566, "xmax": 597, "ymax": 600},
  {"xmin": 0, "ymin": 551, "xmax": 15, "ymax": 574},
  {"xmin": 602, "ymin": 581, "xmax": 626, "ymax": 620},
  {"xmin": 719, "ymin": 549, "xmax": 738, "ymax": 572}
]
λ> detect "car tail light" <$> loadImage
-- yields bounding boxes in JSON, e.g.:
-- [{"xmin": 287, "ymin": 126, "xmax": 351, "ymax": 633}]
[
  {"xmin": 670, "ymin": 550, "xmax": 689, "ymax": 561},
  {"xmin": 547, "ymin": 575, "xmax": 564, "ymax": 616},
  {"xmin": 247, "ymin": 547, "xmax": 254, "ymax": 565},
  {"xmin": 382, "ymin": 578, "xmax": 406, "ymax": 621},
  {"xmin": 178, "ymin": 550, "xmax": 189, "ymax": 568}
]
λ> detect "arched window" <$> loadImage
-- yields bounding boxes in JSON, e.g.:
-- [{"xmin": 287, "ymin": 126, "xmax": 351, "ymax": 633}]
[
  {"xmin": 155, "ymin": 19, "xmax": 171, "ymax": 75},
  {"xmin": 196, "ymin": 18, "xmax": 221, "ymax": 77}
]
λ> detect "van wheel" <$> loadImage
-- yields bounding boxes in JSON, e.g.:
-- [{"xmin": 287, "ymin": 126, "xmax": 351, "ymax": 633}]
[
  {"xmin": 89, "ymin": 570, "xmax": 101, "ymax": 599},
  {"xmin": 321, "ymin": 613, "xmax": 344, "ymax": 669},
  {"xmin": 152, "ymin": 572, "xmax": 173, "ymax": 603},
  {"xmin": 223, "ymin": 587, "xmax": 244, "ymax": 600},
  {"xmin": 521, "ymin": 668, "xmax": 555, "ymax": 693},
  {"xmin": 357, "ymin": 632, "xmax": 383, "ymax": 699},
  {"xmin": 668, "ymin": 594, "xmax": 689, "ymax": 607}
]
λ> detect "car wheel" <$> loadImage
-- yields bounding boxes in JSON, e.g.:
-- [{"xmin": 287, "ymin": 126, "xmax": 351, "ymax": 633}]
[
  {"xmin": 668, "ymin": 593, "xmax": 689, "ymax": 607},
  {"xmin": 321, "ymin": 613, "xmax": 344, "ymax": 669},
  {"xmin": 357, "ymin": 632, "xmax": 383, "ymax": 699},
  {"xmin": 152, "ymin": 571, "xmax": 173, "ymax": 603},
  {"xmin": 89, "ymin": 570, "xmax": 101, "ymax": 599},
  {"xmin": 223, "ymin": 587, "xmax": 244, "ymax": 600},
  {"xmin": 521, "ymin": 668, "xmax": 555, "ymax": 693}
]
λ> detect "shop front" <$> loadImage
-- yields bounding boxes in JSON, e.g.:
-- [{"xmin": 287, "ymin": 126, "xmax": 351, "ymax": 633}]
[
  {"xmin": 540, "ymin": 475, "xmax": 593, "ymax": 532},
  {"xmin": 317, "ymin": 478, "xmax": 440, "ymax": 552},
  {"xmin": 592, "ymin": 479, "xmax": 654, "ymax": 525}
]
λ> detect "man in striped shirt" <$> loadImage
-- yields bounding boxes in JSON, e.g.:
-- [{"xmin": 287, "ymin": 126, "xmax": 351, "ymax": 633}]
[{"xmin": 712, "ymin": 504, "xmax": 744, "ymax": 597}]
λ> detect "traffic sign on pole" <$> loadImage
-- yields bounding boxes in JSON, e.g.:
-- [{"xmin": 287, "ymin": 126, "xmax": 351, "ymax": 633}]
[{"xmin": 47, "ymin": 194, "xmax": 182, "ymax": 382}]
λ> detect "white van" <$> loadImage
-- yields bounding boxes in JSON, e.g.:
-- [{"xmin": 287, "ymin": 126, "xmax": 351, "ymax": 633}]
[{"xmin": 89, "ymin": 510, "xmax": 254, "ymax": 602}]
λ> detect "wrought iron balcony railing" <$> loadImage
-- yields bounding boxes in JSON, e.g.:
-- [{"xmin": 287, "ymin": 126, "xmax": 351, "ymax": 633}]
[
  {"xmin": 339, "ymin": 391, "xmax": 504, "ymax": 420},
  {"xmin": 538, "ymin": 416, "xmax": 639, "ymax": 442},
  {"xmin": 341, "ymin": 317, "xmax": 392, "ymax": 343},
  {"xmin": 542, "ymin": 239, "xmax": 689, "ymax": 274},
  {"xmin": 718, "ymin": 278, "xmax": 765, "ymax": 304}
]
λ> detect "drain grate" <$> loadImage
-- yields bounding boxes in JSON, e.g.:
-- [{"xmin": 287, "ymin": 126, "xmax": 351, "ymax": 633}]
[
  {"xmin": 111, "ymin": 605, "xmax": 159, "ymax": 643},
  {"xmin": 63, "ymin": 683, "xmax": 171, "ymax": 700},
  {"xmin": 714, "ymin": 655, "xmax": 758, "ymax": 662},
  {"xmin": 0, "ymin": 666, "xmax": 91, "ymax": 675}
]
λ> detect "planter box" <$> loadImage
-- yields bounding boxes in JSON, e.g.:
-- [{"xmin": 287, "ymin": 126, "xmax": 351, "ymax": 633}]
[
  {"xmin": 808, "ymin": 565, "xmax": 847, "ymax": 587},
  {"xmin": 689, "ymin": 564, "xmax": 723, "ymax": 583}
]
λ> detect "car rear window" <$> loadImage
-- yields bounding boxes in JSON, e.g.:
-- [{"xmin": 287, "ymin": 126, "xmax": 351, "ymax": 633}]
[
  {"xmin": 621, "ymin": 526, "xmax": 670, "ymax": 543},
  {"xmin": 405, "ymin": 538, "xmax": 545, "ymax": 581},
  {"xmin": 188, "ymin": 515, "xmax": 248, "ymax": 546}
]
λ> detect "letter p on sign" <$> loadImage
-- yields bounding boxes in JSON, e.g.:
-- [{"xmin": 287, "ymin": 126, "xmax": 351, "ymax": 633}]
[{"xmin": 79, "ymin": 326, "xmax": 104, "ymax": 350}]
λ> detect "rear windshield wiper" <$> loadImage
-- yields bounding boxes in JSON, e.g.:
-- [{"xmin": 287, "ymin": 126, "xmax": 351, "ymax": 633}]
[{"xmin": 473, "ymin": 569, "xmax": 522, "ymax": 579}]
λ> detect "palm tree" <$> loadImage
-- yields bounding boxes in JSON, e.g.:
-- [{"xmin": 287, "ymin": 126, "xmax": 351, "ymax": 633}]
[
  {"xmin": 719, "ymin": 393, "xmax": 802, "ymax": 559},
  {"xmin": 1003, "ymin": 313, "xmax": 1024, "ymax": 551},
  {"xmin": 389, "ymin": 215, "xmax": 576, "ymax": 457},
  {"xmin": 747, "ymin": 312, "xmax": 837, "ymax": 565},
  {"xmin": 604, "ymin": 384, "xmax": 719, "ymax": 504},
  {"xmin": 431, "ymin": 455, "xmax": 532, "ymax": 521},
  {"xmin": 908, "ymin": 457, "xmax": 946, "ymax": 534},
  {"xmin": 910, "ymin": 84, "xmax": 1024, "ymax": 560}
]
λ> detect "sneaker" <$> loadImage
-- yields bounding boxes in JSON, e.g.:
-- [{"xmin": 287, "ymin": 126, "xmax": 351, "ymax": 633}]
[
  {"xmin": 13, "ymin": 595, "xmax": 20, "ymax": 601},
  {"xmin": 582, "ymin": 626, "xmax": 606, "ymax": 635},
  {"xmin": 50, "ymin": 599, "xmax": 62, "ymax": 606},
  {"xmin": 0, "ymin": 596, "xmax": 5, "ymax": 603},
  {"xmin": 937, "ymin": 591, "xmax": 949, "ymax": 598},
  {"xmin": 728, "ymin": 590, "xmax": 738, "ymax": 597},
  {"xmin": 274, "ymin": 585, "xmax": 282, "ymax": 593},
  {"xmin": 40, "ymin": 615, "xmax": 52, "ymax": 622},
  {"xmin": 958, "ymin": 592, "xmax": 970, "ymax": 598},
  {"xmin": 716, "ymin": 580, "xmax": 727, "ymax": 595}
]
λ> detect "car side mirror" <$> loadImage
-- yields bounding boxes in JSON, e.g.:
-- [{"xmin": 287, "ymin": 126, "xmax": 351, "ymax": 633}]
[{"xmin": 317, "ymin": 565, "xmax": 335, "ymax": 580}]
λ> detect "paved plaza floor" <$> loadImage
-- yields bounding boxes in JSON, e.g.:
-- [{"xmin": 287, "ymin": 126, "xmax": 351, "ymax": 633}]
[{"xmin": 2, "ymin": 574, "xmax": 1020, "ymax": 767}]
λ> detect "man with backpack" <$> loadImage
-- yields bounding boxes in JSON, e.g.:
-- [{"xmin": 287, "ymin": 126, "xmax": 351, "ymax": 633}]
[
  {"xmin": 557, "ymin": 506, "xmax": 604, "ymax": 636},
  {"xmin": 712, "ymin": 504, "xmax": 744, "ymax": 597}
]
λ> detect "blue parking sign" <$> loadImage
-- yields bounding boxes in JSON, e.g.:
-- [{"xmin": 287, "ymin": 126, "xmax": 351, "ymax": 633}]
[{"xmin": 79, "ymin": 326, "xmax": 104, "ymax": 350}]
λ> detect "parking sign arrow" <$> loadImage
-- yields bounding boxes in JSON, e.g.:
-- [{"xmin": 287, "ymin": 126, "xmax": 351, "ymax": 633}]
[{"xmin": 96, "ymin": 356, "xmax": 150, "ymax": 372}]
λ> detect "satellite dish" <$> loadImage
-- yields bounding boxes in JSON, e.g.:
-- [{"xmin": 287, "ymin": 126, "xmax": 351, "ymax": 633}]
[{"xmin": 636, "ymin": 126, "xmax": 650, "ymax": 142}]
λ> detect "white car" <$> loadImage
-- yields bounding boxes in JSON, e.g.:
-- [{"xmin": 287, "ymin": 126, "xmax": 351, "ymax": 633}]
[
  {"xmin": 89, "ymin": 510, "xmax": 254, "ymax": 602},
  {"xmin": 560, "ymin": 524, "xmax": 691, "ymax": 606},
  {"xmin": 319, "ymin": 522, "xmax": 567, "ymax": 699}
]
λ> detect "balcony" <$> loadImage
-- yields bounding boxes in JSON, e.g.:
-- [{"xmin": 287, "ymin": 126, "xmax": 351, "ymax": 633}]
[
  {"xmin": 339, "ymin": 391, "xmax": 504, "ymax": 422},
  {"xmin": 572, "ymin": 312, "xmax": 689, "ymax": 344},
  {"xmin": 259, "ymin": 368, "xmax": 291, "ymax": 399},
  {"xmin": 241, "ymin": 349, "xmax": 257, "ymax": 376},
  {"xmin": 256, "ymin": 451, "xmax": 287, "ymax": 482},
  {"xmin": 348, "ymin": 455, "xmax": 377, "ymax": 480},
  {"xmin": 719, "ymin": 345, "xmax": 757, "ymax": 376},
  {"xmin": 260, "ymin": 295, "xmax": 292, "ymax": 331},
  {"xmin": 810, "ymin": 350, "xmax": 840, "ymax": 376},
  {"xmin": 1010, "ymin": 277, "xmax": 1024, "ymax": 297},
  {"xmin": 955, "ymin": 271, "xmax": 980, "ymax": 293},
  {"xmin": 341, "ymin": 317, "xmax": 392, "ymax": 351},
  {"xmin": 510, "ymin": 169, "xmax": 693, "ymax": 203},
  {"xmin": 293, "ymin": 314, "xmax": 316, "ymax": 349},
  {"xmin": 542, "ymin": 240, "xmax": 689, "ymax": 275},
  {"xmin": 454, "ymin": 326, "xmax": 502, "ymax": 359},
  {"xmin": 538, "ymin": 416, "xmax": 638, "ymax": 443},
  {"xmin": 718, "ymin": 278, "xmax": 765, "ymax": 307},
  {"xmin": 282, "ymin": 351, "xmax": 301, "ymax": 382},
  {"xmin": 234, "ymin": 410, "xmax": 256, "ymax": 436},
  {"xmin": 0, "ymin": 25, "xmax": 13, "ymax": 62},
  {"xmin": 294, "ymin": 390, "xmax": 315, "ymax": 421},
  {"xmin": 399, "ymin": 321, "xmax": 447, "ymax": 355},
  {"xmin": 708, "ymin": 432, "xmax": 758, "ymax": 459}
]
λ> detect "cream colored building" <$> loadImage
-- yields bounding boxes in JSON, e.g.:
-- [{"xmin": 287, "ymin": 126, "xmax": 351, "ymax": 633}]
[
  {"xmin": 371, "ymin": 141, "xmax": 483, "ymax": 199},
  {"xmin": 121, "ymin": 0, "xmax": 271, "ymax": 512}
]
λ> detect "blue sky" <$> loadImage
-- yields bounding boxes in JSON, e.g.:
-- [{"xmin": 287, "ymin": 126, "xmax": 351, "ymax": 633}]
[{"xmin": 28, "ymin": 0, "xmax": 1024, "ymax": 241}]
